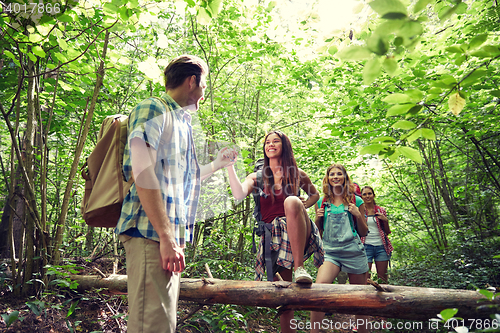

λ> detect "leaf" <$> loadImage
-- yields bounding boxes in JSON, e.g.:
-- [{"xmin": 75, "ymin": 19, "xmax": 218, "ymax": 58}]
[
  {"xmin": 478, "ymin": 289, "xmax": 495, "ymax": 301},
  {"xmin": 31, "ymin": 46, "xmax": 46, "ymax": 58},
  {"xmin": 461, "ymin": 69, "xmax": 487, "ymax": 87},
  {"xmin": 448, "ymin": 92, "xmax": 466, "ymax": 116},
  {"xmin": 386, "ymin": 103, "xmax": 414, "ymax": 116},
  {"xmin": 57, "ymin": 13, "xmax": 73, "ymax": 22},
  {"xmin": 439, "ymin": 2, "xmax": 466, "ymax": 22},
  {"xmin": 29, "ymin": 33, "xmax": 44, "ymax": 43},
  {"xmin": 383, "ymin": 57, "xmax": 398, "ymax": 75},
  {"xmin": 406, "ymin": 129, "xmax": 422, "ymax": 142},
  {"xmin": 382, "ymin": 93, "xmax": 411, "ymax": 104},
  {"xmin": 103, "ymin": 3, "xmax": 119, "ymax": 15},
  {"xmin": 421, "ymin": 128, "xmax": 436, "ymax": 140},
  {"xmin": 392, "ymin": 120, "xmax": 416, "ymax": 130},
  {"xmin": 375, "ymin": 20, "xmax": 404, "ymax": 35},
  {"xmin": 371, "ymin": 136, "xmax": 396, "ymax": 143},
  {"xmin": 208, "ymin": 0, "xmax": 223, "ymax": 18},
  {"xmin": 1, "ymin": 311, "xmax": 19, "ymax": 328},
  {"xmin": 407, "ymin": 105, "xmax": 423, "ymax": 115},
  {"xmin": 445, "ymin": 45, "xmax": 464, "ymax": 54},
  {"xmin": 26, "ymin": 302, "xmax": 42, "ymax": 316},
  {"xmin": 120, "ymin": 7, "xmax": 133, "ymax": 21},
  {"xmin": 397, "ymin": 146, "xmax": 422, "ymax": 163},
  {"xmin": 404, "ymin": 89, "xmax": 424, "ymax": 102},
  {"xmin": 327, "ymin": 46, "xmax": 338, "ymax": 55},
  {"xmin": 470, "ymin": 45, "xmax": 500, "ymax": 58},
  {"xmin": 4, "ymin": 50, "xmax": 16, "ymax": 61},
  {"xmin": 413, "ymin": 0, "xmax": 432, "ymax": 13},
  {"xmin": 360, "ymin": 144, "xmax": 387, "ymax": 155},
  {"xmin": 363, "ymin": 58, "xmax": 381, "ymax": 85},
  {"xmin": 54, "ymin": 52, "xmax": 68, "ymax": 63},
  {"xmin": 369, "ymin": 0, "xmax": 407, "ymax": 18},
  {"xmin": 58, "ymin": 38, "xmax": 68, "ymax": 51},
  {"xmin": 490, "ymin": 90, "xmax": 500, "ymax": 98},
  {"xmin": 455, "ymin": 54, "xmax": 466, "ymax": 66},
  {"xmin": 59, "ymin": 81, "xmax": 74, "ymax": 92},
  {"xmin": 367, "ymin": 35, "xmax": 389, "ymax": 55},
  {"xmin": 337, "ymin": 46, "xmax": 372, "ymax": 61},
  {"xmin": 388, "ymin": 150, "xmax": 401, "ymax": 162},
  {"xmin": 456, "ymin": 1, "xmax": 467, "ymax": 14},
  {"xmin": 398, "ymin": 21, "xmax": 423, "ymax": 38},
  {"xmin": 67, "ymin": 300, "xmax": 79, "ymax": 318},
  {"xmin": 439, "ymin": 308, "xmax": 458, "ymax": 321},
  {"xmin": 27, "ymin": 53, "xmax": 37, "ymax": 62},
  {"xmin": 197, "ymin": 7, "xmax": 212, "ymax": 25},
  {"xmin": 469, "ymin": 33, "xmax": 488, "ymax": 49}
]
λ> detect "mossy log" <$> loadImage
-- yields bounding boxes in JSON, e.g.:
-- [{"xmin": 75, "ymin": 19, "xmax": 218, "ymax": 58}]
[{"xmin": 71, "ymin": 275, "xmax": 499, "ymax": 320}]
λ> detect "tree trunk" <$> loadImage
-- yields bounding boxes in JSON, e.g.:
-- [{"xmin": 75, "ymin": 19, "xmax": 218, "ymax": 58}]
[
  {"xmin": 52, "ymin": 30, "xmax": 111, "ymax": 265},
  {"xmin": 71, "ymin": 275, "xmax": 499, "ymax": 320}
]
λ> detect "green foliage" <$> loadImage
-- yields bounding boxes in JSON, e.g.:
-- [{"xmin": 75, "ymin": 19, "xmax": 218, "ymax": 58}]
[
  {"xmin": 45, "ymin": 264, "xmax": 82, "ymax": 290},
  {"xmin": 26, "ymin": 300, "xmax": 46, "ymax": 316},
  {"xmin": 391, "ymin": 234, "xmax": 500, "ymax": 289},
  {"xmin": 180, "ymin": 304, "xmax": 280, "ymax": 332},
  {"xmin": 0, "ymin": 311, "xmax": 22, "ymax": 328}
]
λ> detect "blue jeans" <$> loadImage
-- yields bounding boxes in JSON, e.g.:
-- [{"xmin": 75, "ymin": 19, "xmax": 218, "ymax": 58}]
[{"xmin": 364, "ymin": 244, "xmax": 390, "ymax": 263}]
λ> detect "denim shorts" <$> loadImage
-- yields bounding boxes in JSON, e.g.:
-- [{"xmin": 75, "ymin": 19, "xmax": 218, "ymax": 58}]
[
  {"xmin": 324, "ymin": 237, "xmax": 369, "ymax": 274},
  {"xmin": 364, "ymin": 244, "xmax": 390, "ymax": 263}
]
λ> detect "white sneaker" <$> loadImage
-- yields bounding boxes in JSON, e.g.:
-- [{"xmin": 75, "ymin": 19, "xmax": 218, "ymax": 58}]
[{"xmin": 294, "ymin": 266, "xmax": 312, "ymax": 284}]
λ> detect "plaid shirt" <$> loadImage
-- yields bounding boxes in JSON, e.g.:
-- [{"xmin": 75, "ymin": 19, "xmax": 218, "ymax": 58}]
[
  {"xmin": 255, "ymin": 216, "xmax": 324, "ymax": 281},
  {"xmin": 115, "ymin": 93, "xmax": 200, "ymax": 247},
  {"xmin": 360, "ymin": 205, "xmax": 394, "ymax": 256}
]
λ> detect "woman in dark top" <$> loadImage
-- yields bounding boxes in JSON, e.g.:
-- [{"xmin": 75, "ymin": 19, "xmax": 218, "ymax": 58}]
[{"xmin": 225, "ymin": 130, "xmax": 323, "ymax": 333}]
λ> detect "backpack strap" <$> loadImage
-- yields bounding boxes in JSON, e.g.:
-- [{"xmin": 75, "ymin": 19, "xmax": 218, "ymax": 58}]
[
  {"xmin": 251, "ymin": 170, "xmax": 275, "ymax": 282},
  {"xmin": 346, "ymin": 194, "xmax": 358, "ymax": 235},
  {"xmin": 252, "ymin": 170, "xmax": 263, "ymax": 222},
  {"xmin": 318, "ymin": 196, "xmax": 329, "ymax": 231},
  {"xmin": 252, "ymin": 170, "xmax": 265, "ymax": 253}
]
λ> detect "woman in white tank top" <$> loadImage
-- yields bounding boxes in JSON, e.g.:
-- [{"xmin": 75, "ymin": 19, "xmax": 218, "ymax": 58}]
[{"xmin": 360, "ymin": 186, "xmax": 393, "ymax": 283}]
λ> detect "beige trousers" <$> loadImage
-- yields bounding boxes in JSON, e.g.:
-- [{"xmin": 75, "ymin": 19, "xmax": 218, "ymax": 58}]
[{"xmin": 120, "ymin": 235, "xmax": 181, "ymax": 333}]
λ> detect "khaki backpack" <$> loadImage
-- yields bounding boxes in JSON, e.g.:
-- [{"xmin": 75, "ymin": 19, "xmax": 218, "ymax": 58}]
[
  {"xmin": 81, "ymin": 97, "xmax": 173, "ymax": 228},
  {"xmin": 81, "ymin": 114, "xmax": 132, "ymax": 227}
]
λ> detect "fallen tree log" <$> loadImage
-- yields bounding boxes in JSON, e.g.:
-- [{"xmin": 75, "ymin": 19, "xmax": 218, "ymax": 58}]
[{"xmin": 71, "ymin": 275, "xmax": 499, "ymax": 320}]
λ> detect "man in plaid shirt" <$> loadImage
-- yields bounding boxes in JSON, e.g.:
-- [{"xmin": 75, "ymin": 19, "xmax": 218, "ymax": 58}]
[{"xmin": 116, "ymin": 55, "xmax": 236, "ymax": 333}]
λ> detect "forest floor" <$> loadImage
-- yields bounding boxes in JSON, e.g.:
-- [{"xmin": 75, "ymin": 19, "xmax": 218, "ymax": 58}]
[{"xmin": 0, "ymin": 259, "xmax": 395, "ymax": 333}]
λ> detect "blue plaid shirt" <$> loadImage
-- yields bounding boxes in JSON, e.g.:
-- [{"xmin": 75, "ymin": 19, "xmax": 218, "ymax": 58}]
[{"xmin": 115, "ymin": 93, "xmax": 200, "ymax": 247}]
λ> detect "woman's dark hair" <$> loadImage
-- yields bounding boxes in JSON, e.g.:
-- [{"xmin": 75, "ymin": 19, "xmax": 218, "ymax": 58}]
[
  {"xmin": 262, "ymin": 130, "xmax": 299, "ymax": 200},
  {"xmin": 361, "ymin": 185, "xmax": 377, "ymax": 206},
  {"xmin": 322, "ymin": 163, "xmax": 355, "ymax": 205},
  {"xmin": 164, "ymin": 55, "xmax": 208, "ymax": 91}
]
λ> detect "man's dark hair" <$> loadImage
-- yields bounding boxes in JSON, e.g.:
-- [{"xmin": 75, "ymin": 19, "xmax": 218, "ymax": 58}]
[{"xmin": 164, "ymin": 55, "xmax": 208, "ymax": 91}]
